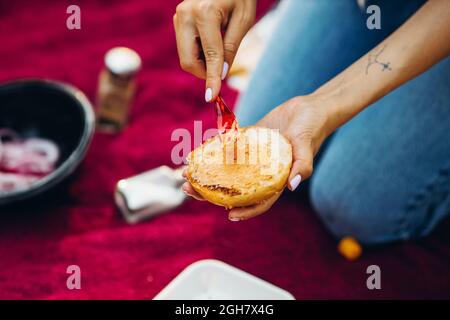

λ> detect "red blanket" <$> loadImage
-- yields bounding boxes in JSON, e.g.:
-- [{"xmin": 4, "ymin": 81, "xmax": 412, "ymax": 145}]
[{"xmin": 0, "ymin": 0, "xmax": 449, "ymax": 299}]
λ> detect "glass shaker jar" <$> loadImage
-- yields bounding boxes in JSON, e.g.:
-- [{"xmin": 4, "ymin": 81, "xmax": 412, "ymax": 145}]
[{"xmin": 96, "ymin": 47, "xmax": 142, "ymax": 132}]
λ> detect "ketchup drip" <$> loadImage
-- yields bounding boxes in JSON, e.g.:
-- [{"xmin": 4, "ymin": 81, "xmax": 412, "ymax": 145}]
[{"xmin": 214, "ymin": 95, "xmax": 239, "ymax": 142}]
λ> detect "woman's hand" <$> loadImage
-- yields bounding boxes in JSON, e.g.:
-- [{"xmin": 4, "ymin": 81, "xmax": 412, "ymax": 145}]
[
  {"xmin": 181, "ymin": 0, "xmax": 450, "ymax": 221},
  {"xmin": 228, "ymin": 95, "xmax": 331, "ymax": 220},
  {"xmin": 182, "ymin": 94, "xmax": 333, "ymax": 221},
  {"xmin": 173, "ymin": 0, "xmax": 257, "ymax": 101}
]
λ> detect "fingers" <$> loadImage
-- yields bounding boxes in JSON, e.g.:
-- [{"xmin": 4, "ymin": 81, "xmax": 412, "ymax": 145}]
[
  {"xmin": 195, "ymin": 8, "xmax": 224, "ymax": 102},
  {"xmin": 173, "ymin": 13, "xmax": 206, "ymax": 79},
  {"xmin": 228, "ymin": 192, "xmax": 282, "ymax": 221},
  {"xmin": 181, "ymin": 168, "xmax": 205, "ymax": 200},
  {"xmin": 181, "ymin": 182, "xmax": 205, "ymax": 201},
  {"xmin": 174, "ymin": 0, "xmax": 256, "ymax": 101},
  {"xmin": 287, "ymin": 138, "xmax": 314, "ymax": 191},
  {"xmin": 222, "ymin": 2, "xmax": 255, "ymax": 74}
]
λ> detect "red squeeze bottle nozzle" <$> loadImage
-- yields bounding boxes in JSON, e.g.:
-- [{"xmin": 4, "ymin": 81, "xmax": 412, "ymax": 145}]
[{"xmin": 214, "ymin": 95, "xmax": 239, "ymax": 142}]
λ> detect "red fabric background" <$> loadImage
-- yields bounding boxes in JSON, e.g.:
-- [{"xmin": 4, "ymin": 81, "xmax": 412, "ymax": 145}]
[{"xmin": 0, "ymin": 0, "xmax": 449, "ymax": 299}]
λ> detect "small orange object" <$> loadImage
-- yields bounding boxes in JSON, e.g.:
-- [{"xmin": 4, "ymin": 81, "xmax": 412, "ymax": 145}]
[{"xmin": 338, "ymin": 236, "xmax": 362, "ymax": 260}]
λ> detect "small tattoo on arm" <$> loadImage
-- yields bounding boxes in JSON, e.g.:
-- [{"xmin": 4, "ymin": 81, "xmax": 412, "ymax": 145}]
[{"xmin": 366, "ymin": 45, "xmax": 392, "ymax": 75}]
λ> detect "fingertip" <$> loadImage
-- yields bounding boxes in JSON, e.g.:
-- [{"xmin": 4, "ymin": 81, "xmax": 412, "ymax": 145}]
[
  {"xmin": 228, "ymin": 215, "xmax": 240, "ymax": 222},
  {"xmin": 205, "ymin": 76, "xmax": 222, "ymax": 102},
  {"xmin": 181, "ymin": 182, "xmax": 190, "ymax": 192},
  {"xmin": 288, "ymin": 174, "xmax": 302, "ymax": 191},
  {"xmin": 182, "ymin": 182, "xmax": 206, "ymax": 201},
  {"xmin": 228, "ymin": 206, "xmax": 257, "ymax": 221},
  {"xmin": 205, "ymin": 88, "xmax": 213, "ymax": 102},
  {"xmin": 181, "ymin": 182, "xmax": 195, "ymax": 195},
  {"xmin": 221, "ymin": 62, "xmax": 229, "ymax": 80},
  {"xmin": 228, "ymin": 210, "xmax": 243, "ymax": 222}
]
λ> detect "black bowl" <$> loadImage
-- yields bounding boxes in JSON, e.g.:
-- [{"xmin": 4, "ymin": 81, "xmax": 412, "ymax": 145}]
[{"xmin": 0, "ymin": 79, "xmax": 95, "ymax": 206}]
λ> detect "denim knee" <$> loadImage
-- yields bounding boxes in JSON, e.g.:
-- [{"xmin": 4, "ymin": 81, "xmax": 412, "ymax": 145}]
[
  {"xmin": 309, "ymin": 172, "xmax": 402, "ymax": 246},
  {"xmin": 309, "ymin": 159, "xmax": 450, "ymax": 246}
]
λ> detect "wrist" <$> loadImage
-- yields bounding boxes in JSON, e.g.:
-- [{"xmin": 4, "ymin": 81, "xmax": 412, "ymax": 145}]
[
  {"xmin": 309, "ymin": 77, "xmax": 370, "ymax": 138},
  {"xmin": 305, "ymin": 91, "xmax": 343, "ymax": 139}
]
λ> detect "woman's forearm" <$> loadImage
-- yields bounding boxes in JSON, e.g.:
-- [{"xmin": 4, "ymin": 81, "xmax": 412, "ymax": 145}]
[{"xmin": 312, "ymin": 0, "xmax": 450, "ymax": 135}]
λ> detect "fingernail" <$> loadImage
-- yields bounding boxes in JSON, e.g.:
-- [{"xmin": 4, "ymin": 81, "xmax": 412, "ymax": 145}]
[
  {"xmin": 289, "ymin": 174, "xmax": 302, "ymax": 191},
  {"xmin": 205, "ymin": 88, "xmax": 213, "ymax": 102},
  {"xmin": 221, "ymin": 62, "xmax": 229, "ymax": 80},
  {"xmin": 229, "ymin": 217, "xmax": 240, "ymax": 222}
]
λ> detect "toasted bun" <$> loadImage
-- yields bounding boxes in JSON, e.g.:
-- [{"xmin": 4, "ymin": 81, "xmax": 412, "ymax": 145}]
[{"xmin": 186, "ymin": 126, "xmax": 292, "ymax": 208}]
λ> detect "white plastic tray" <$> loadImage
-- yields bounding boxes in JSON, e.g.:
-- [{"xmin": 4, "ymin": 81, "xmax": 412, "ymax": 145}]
[{"xmin": 154, "ymin": 259, "xmax": 295, "ymax": 300}]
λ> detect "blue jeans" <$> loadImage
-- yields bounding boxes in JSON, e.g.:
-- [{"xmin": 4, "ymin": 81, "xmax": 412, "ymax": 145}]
[{"xmin": 235, "ymin": 0, "xmax": 450, "ymax": 245}]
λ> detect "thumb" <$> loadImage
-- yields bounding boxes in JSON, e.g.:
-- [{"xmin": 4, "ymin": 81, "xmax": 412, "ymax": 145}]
[{"xmin": 287, "ymin": 139, "xmax": 314, "ymax": 191}]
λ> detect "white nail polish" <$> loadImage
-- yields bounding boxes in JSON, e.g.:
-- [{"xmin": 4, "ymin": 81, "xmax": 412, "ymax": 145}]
[
  {"xmin": 205, "ymin": 88, "xmax": 212, "ymax": 102},
  {"xmin": 290, "ymin": 174, "xmax": 302, "ymax": 191},
  {"xmin": 229, "ymin": 217, "xmax": 240, "ymax": 222},
  {"xmin": 221, "ymin": 62, "xmax": 229, "ymax": 80}
]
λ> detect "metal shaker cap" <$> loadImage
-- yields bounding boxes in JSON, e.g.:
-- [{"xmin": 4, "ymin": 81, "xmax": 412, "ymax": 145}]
[{"xmin": 104, "ymin": 47, "xmax": 142, "ymax": 76}]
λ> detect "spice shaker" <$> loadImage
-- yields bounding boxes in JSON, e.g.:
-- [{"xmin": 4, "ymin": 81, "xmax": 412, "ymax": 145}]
[
  {"xmin": 96, "ymin": 47, "xmax": 142, "ymax": 132},
  {"xmin": 115, "ymin": 166, "xmax": 186, "ymax": 224}
]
